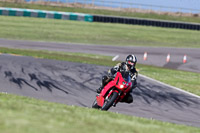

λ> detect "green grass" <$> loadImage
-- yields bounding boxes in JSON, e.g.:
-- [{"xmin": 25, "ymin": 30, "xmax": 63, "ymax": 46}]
[
  {"xmin": 0, "ymin": 16, "xmax": 200, "ymax": 48},
  {"xmin": 0, "ymin": 93, "xmax": 200, "ymax": 133},
  {"xmin": 0, "ymin": 47, "xmax": 200, "ymax": 96},
  {"xmin": 1, "ymin": 1, "xmax": 200, "ymax": 23},
  {"xmin": 137, "ymin": 64, "xmax": 200, "ymax": 96}
]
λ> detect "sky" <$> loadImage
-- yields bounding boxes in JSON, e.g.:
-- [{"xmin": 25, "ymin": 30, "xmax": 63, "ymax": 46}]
[
  {"xmin": 98, "ymin": 0, "xmax": 200, "ymax": 13},
  {"xmin": 115, "ymin": 0, "xmax": 200, "ymax": 9}
]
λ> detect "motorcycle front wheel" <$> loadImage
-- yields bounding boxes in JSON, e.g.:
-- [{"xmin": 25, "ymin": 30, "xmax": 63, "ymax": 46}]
[{"xmin": 101, "ymin": 92, "xmax": 118, "ymax": 111}]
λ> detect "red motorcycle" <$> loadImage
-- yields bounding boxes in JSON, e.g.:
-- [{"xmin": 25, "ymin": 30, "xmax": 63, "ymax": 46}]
[{"xmin": 92, "ymin": 71, "xmax": 132, "ymax": 111}]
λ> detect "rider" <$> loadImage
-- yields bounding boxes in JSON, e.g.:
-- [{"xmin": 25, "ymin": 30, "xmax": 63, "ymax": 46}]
[{"xmin": 97, "ymin": 54, "xmax": 138, "ymax": 103}]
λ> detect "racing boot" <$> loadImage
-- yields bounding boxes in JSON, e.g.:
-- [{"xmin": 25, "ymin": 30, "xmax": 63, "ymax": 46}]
[
  {"xmin": 120, "ymin": 93, "xmax": 133, "ymax": 104},
  {"xmin": 97, "ymin": 75, "xmax": 108, "ymax": 94}
]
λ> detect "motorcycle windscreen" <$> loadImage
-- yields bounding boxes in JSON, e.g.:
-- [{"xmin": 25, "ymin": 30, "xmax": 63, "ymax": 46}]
[{"xmin": 121, "ymin": 71, "xmax": 131, "ymax": 82}]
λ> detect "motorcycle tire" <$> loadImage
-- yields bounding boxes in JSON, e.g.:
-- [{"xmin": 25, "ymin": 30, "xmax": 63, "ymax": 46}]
[
  {"xmin": 92, "ymin": 99, "xmax": 100, "ymax": 109},
  {"xmin": 101, "ymin": 92, "xmax": 118, "ymax": 111}
]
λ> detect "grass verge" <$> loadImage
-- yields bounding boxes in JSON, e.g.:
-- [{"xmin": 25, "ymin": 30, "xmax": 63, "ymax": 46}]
[
  {"xmin": 1, "ymin": 1, "xmax": 200, "ymax": 23},
  {"xmin": 0, "ymin": 16, "xmax": 200, "ymax": 48},
  {"xmin": 0, "ymin": 47, "xmax": 200, "ymax": 96},
  {"xmin": 0, "ymin": 93, "xmax": 200, "ymax": 133}
]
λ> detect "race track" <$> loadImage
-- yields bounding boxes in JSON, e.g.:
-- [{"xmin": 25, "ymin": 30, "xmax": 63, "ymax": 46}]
[
  {"xmin": 0, "ymin": 54, "xmax": 200, "ymax": 127},
  {"xmin": 0, "ymin": 38, "xmax": 200, "ymax": 73}
]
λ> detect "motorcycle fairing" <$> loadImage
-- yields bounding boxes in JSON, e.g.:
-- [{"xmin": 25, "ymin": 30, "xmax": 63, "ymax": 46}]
[
  {"xmin": 96, "ymin": 72, "xmax": 126, "ymax": 107},
  {"xmin": 96, "ymin": 80, "xmax": 116, "ymax": 107}
]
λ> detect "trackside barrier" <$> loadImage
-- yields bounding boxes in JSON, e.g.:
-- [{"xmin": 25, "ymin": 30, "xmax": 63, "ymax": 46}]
[
  {"xmin": 93, "ymin": 15, "xmax": 200, "ymax": 30},
  {"xmin": 0, "ymin": 7, "xmax": 93, "ymax": 22},
  {"xmin": 1, "ymin": 7, "xmax": 199, "ymax": 30}
]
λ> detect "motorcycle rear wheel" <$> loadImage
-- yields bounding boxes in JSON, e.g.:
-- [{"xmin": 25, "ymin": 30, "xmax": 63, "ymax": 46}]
[{"xmin": 101, "ymin": 92, "xmax": 118, "ymax": 111}]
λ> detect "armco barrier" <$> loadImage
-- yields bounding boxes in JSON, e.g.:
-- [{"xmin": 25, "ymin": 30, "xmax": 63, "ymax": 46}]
[
  {"xmin": 93, "ymin": 15, "xmax": 200, "ymax": 30},
  {"xmin": 0, "ymin": 7, "xmax": 93, "ymax": 22}
]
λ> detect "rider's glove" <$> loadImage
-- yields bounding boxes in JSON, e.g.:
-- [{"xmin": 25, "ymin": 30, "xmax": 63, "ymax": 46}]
[
  {"xmin": 113, "ymin": 66, "xmax": 119, "ymax": 71},
  {"xmin": 131, "ymin": 74, "xmax": 137, "ymax": 80}
]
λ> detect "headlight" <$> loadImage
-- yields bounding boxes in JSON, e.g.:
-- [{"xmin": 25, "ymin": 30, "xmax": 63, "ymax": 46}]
[{"xmin": 120, "ymin": 85, "xmax": 124, "ymax": 88}]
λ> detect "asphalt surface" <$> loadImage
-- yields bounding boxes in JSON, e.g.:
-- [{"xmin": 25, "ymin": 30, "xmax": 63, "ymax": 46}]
[
  {"xmin": 0, "ymin": 38, "xmax": 200, "ymax": 73},
  {"xmin": 0, "ymin": 54, "xmax": 200, "ymax": 127}
]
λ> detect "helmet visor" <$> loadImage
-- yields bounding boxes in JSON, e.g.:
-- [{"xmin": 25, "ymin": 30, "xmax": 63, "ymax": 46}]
[{"xmin": 128, "ymin": 61, "xmax": 135, "ymax": 66}]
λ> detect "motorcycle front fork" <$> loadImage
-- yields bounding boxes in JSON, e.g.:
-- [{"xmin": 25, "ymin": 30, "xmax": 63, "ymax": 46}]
[{"xmin": 113, "ymin": 93, "xmax": 121, "ymax": 107}]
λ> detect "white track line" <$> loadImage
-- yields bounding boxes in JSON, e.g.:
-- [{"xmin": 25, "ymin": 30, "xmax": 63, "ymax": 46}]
[
  {"xmin": 139, "ymin": 74, "xmax": 200, "ymax": 99},
  {"xmin": 112, "ymin": 55, "xmax": 119, "ymax": 61}
]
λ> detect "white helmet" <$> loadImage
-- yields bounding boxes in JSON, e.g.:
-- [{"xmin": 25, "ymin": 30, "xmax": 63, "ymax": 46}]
[{"xmin": 126, "ymin": 54, "xmax": 137, "ymax": 68}]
